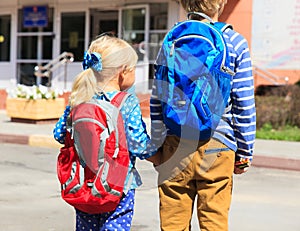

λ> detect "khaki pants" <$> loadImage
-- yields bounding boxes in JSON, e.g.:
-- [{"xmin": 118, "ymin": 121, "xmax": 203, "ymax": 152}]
[{"xmin": 157, "ymin": 136, "xmax": 235, "ymax": 231}]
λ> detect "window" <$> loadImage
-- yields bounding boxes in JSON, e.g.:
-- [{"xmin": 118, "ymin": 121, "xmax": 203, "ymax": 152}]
[
  {"xmin": 0, "ymin": 15, "xmax": 11, "ymax": 61},
  {"xmin": 149, "ymin": 3, "xmax": 168, "ymax": 61},
  {"xmin": 61, "ymin": 12, "xmax": 85, "ymax": 61},
  {"xmin": 90, "ymin": 10, "xmax": 118, "ymax": 42},
  {"xmin": 148, "ymin": 3, "xmax": 168, "ymax": 88},
  {"xmin": 17, "ymin": 8, "xmax": 54, "ymax": 85}
]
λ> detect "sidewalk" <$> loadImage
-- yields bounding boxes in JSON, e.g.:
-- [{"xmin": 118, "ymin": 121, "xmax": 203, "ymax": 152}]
[{"xmin": 0, "ymin": 110, "xmax": 300, "ymax": 171}]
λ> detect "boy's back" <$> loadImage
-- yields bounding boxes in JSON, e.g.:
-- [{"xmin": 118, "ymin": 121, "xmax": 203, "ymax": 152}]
[{"xmin": 154, "ymin": 17, "xmax": 234, "ymax": 140}]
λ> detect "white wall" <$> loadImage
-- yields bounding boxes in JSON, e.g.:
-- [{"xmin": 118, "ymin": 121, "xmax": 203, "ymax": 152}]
[{"xmin": 252, "ymin": 0, "xmax": 300, "ymax": 70}]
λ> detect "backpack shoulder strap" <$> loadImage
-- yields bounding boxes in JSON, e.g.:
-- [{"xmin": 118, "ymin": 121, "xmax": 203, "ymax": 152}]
[
  {"xmin": 214, "ymin": 22, "xmax": 233, "ymax": 32},
  {"xmin": 110, "ymin": 91, "xmax": 130, "ymax": 109}
]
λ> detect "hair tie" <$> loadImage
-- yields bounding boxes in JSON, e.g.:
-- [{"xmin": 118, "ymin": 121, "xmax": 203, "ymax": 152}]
[{"xmin": 82, "ymin": 51, "xmax": 102, "ymax": 72}]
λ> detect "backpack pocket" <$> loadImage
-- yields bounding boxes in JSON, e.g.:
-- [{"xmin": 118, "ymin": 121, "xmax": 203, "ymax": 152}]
[
  {"xmin": 57, "ymin": 146, "xmax": 77, "ymax": 184},
  {"xmin": 57, "ymin": 146, "xmax": 84, "ymax": 194},
  {"xmin": 92, "ymin": 148, "xmax": 129, "ymax": 198}
]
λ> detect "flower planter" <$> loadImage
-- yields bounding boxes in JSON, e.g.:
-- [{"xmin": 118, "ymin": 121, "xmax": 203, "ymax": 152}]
[{"xmin": 6, "ymin": 98, "xmax": 65, "ymax": 122}]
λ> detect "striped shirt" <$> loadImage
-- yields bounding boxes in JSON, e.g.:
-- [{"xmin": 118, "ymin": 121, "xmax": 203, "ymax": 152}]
[{"xmin": 150, "ymin": 27, "xmax": 256, "ymax": 163}]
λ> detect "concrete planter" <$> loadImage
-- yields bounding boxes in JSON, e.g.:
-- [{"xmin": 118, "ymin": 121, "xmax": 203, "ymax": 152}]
[{"xmin": 6, "ymin": 98, "xmax": 65, "ymax": 121}]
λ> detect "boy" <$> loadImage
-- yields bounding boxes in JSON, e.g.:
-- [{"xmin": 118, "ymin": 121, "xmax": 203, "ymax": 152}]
[{"xmin": 149, "ymin": 0, "xmax": 256, "ymax": 230}]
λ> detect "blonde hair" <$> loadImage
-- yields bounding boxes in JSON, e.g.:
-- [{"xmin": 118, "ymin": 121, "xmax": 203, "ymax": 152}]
[
  {"xmin": 69, "ymin": 35, "xmax": 138, "ymax": 107},
  {"xmin": 180, "ymin": 0, "xmax": 224, "ymax": 18}
]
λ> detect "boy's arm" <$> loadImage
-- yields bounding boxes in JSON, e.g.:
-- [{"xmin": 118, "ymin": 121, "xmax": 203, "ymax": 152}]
[
  {"xmin": 150, "ymin": 78, "xmax": 167, "ymax": 148},
  {"xmin": 231, "ymin": 36, "xmax": 256, "ymax": 173}
]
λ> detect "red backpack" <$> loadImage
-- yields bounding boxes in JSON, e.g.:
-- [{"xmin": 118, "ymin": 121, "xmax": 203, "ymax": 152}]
[{"xmin": 57, "ymin": 92, "xmax": 130, "ymax": 214}]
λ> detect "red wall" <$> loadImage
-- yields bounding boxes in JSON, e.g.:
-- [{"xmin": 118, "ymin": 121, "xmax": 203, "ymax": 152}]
[{"xmin": 220, "ymin": 0, "xmax": 253, "ymax": 49}]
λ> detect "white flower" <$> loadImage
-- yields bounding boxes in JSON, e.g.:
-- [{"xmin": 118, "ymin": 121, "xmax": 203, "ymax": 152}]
[
  {"xmin": 38, "ymin": 85, "xmax": 48, "ymax": 95},
  {"xmin": 6, "ymin": 84, "xmax": 60, "ymax": 100}
]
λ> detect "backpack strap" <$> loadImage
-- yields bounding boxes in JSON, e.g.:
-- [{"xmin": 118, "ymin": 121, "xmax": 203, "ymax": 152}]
[
  {"xmin": 110, "ymin": 91, "xmax": 130, "ymax": 109},
  {"xmin": 187, "ymin": 12, "xmax": 214, "ymax": 24},
  {"xmin": 109, "ymin": 91, "xmax": 130, "ymax": 158},
  {"xmin": 214, "ymin": 22, "xmax": 233, "ymax": 32}
]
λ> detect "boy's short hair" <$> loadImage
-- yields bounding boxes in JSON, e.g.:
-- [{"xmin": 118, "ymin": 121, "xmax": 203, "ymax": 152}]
[{"xmin": 180, "ymin": 0, "xmax": 222, "ymax": 18}]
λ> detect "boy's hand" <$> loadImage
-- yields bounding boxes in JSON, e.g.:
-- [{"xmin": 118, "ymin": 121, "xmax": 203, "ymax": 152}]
[
  {"xmin": 146, "ymin": 151, "xmax": 162, "ymax": 166},
  {"xmin": 234, "ymin": 166, "xmax": 249, "ymax": 174},
  {"xmin": 234, "ymin": 157, "xmax": 251, "ymax": 174}
]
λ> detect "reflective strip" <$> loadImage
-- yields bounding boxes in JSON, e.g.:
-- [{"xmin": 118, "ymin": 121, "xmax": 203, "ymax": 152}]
[
  {"xmin": 62, "ymin": 161, "xmax": 84, "ymax": 194},
  {"xmin": 99, "ymin": 128, "xmax": 109, "ymax": 162},
  {"xmin": 73, "ymin": 117, "xmax": 106, "ymax": 130},
  {"xmin": 102, "ymin": 181, "xmax": 121, "ymax": 197},
  {"xmin": 92, "ymin": 162, "xmax": 121, "ymax": 197},
  {"xmin": 63, "ymin": 161, "xmax": 77, "ymax": 189},
  {"xmin": 91, "ymin": 184, "xmax": 101, "ymax": 197},
  {"xmin": 91, "ymin": 163, "xmax": 106, "ymax": 197},
  {"xmin": 101, "ymin": 162, "xmax": 121, "ymax": 196}
]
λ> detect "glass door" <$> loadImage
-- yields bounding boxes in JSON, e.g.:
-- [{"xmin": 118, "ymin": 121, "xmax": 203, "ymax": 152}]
[
  {"xmin": 119, "ymin": 5, "xmax": 150, "ymax": 93},
  {"xmin": 90, "ymin": 10, "xmax": 118, "ymax": 41},
  {"xmin": 17, "ymin": 7, "xmax": 54, "ymax": 86}
]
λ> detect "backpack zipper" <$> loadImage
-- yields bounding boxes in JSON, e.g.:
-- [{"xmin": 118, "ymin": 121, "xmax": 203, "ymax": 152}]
[
  {"xmin": 208, "ymin": 24, "xmax": 235, "ymax": 75},
  {"xmin": 169, "ymin": 21, "xmax": 235, "ymax": 76},
  {"xmin": 170, "ymin": 35, "xmax": 215, "ymax": 56}
]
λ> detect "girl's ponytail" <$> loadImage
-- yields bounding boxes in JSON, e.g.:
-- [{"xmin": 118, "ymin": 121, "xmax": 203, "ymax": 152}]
[{"xmin": 69, "ymin": 68, "xmax": 97, "ymax": 107}]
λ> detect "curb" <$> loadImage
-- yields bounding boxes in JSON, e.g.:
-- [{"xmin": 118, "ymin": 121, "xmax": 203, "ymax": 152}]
[
  {"xmin": 29, "ymin": 134, "xmax": 62, "ymax": 149},
  {"xmin": 252, "ymin": 155, "xmax": 300, "ymax": 172},
  {"xmin": 0, "ymin": 133, "xmax": 62, "ymax": 149}
]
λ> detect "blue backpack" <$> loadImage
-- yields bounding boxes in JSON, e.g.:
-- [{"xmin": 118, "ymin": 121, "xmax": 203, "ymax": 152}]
[{"xmin": 154, "ymin": 13, "xmax": 235, "ymax": 140}]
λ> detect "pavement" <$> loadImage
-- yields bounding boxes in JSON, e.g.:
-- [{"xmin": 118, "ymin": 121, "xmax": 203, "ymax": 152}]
[{"xmin": 0, "ymin": 109, "xmax": 300, "ymax": 171}]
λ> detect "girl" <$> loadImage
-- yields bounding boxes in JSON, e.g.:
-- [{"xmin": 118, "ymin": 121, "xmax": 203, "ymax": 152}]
[{"xmin": 53, "ymin": 34, "xmax": 158, "ymax": 231}]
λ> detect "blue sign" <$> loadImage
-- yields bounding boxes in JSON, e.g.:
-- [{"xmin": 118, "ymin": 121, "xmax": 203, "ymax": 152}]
[{"xmin": 23, "ymin": 6, "xmax": 48, "ymax": 28}]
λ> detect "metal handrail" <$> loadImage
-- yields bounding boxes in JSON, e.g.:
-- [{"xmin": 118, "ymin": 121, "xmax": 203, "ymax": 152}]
[
  {"xmin": 34, "ymin": 52, "xmax": 74, "ymax": 78},
  {"xmin": 253, "ymin": 65, "xmax": 289, "ymax": 85},
  {"xmin": 34, "ymin": 52, "xmax": 74, "ymax": 88}
]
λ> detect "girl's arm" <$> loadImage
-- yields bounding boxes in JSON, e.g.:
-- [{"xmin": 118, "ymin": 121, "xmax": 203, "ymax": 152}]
[
  {"xmin": 53, "ymin": 105, "xmax": 71, "ymax": 144},
  {"xmin": 123, "ymin": 95, "xmax": 159, "ymax": 160}
]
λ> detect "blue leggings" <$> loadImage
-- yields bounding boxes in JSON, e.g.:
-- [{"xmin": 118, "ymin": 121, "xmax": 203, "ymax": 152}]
[{"xmin": 76, "ymin": 189, "xmax": 135, "ymax": 231}]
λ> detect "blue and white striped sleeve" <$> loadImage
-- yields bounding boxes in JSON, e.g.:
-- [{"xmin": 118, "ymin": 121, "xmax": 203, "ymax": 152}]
[
  {"xmin": 230, "ymin": 32, "xmax": 256, "ymax": 161},
  {"xmin": 150, "ymin": 77, "xmax": 167, "ymax": 148}
]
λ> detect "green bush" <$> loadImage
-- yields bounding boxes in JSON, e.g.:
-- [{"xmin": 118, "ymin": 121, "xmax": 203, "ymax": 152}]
[{"xmin": 255, "ymin": 84, "xmax": 300, "ymax": 130}]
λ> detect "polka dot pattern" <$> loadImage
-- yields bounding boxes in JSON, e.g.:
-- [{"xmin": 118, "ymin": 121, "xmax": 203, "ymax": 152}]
[{"xmin": 75, "ymin": 189, "xmax": 135, "ymax": 231}]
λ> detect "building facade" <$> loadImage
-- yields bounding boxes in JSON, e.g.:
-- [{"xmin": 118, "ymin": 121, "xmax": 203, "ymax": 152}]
[
  {"xmin": 0, "ymin": 0, "xmax": 299, "ymax": 94},
  {"xmin": 0, "ymin": 0, "xmax": 184, "ymax": 92}
]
